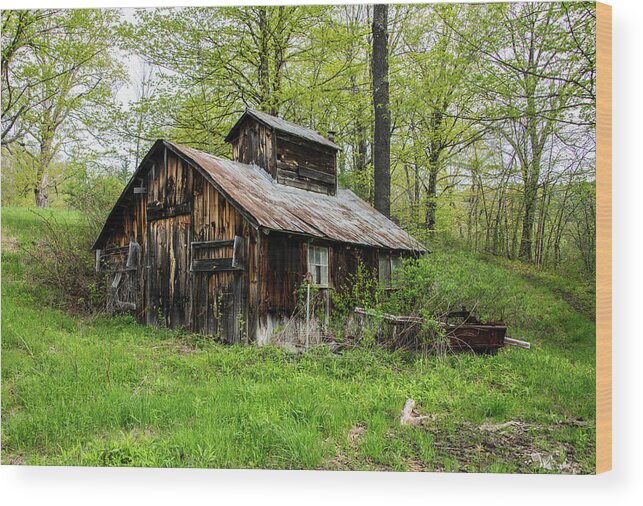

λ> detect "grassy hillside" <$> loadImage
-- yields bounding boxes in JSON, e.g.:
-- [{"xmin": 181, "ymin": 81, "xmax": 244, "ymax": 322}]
[{"xmin": 1, "ymin": 207, "xmax": 596, "ymax": 472}]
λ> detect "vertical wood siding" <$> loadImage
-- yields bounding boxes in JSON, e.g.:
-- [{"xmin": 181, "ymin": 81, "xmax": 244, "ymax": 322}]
[
  {"xmin": 191, "ymin": 172, "xmax": 248, "ymax": 342},
  {"xmin": 259, "ymin": 233, "xmax": 380, "ymax": 319},
  {"xmin": 230, "ymin": 118, "xmax": 276, "ymax": 177},
  {"xmin": 103, "ymin": 147, "xmax": 253, "ymax": 343}
]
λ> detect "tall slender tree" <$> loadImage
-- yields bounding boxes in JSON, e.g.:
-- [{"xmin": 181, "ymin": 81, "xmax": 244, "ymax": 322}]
[{"xmin": 372, "ymin": 4, "xmax": 390, "ymax": 218}]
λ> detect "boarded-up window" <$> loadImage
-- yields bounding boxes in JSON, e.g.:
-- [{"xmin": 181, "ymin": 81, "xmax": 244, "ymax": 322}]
[
  {"xmin": 379, "ymin": 252, "xmax": 402, "ymax": 287},
  {"xmin": 190, "ymin": 236, "xmax": 244, "ymax": 272},
  {"xmin": 308, "ymin": 244, "xmax": 329, "ymax": 287}
]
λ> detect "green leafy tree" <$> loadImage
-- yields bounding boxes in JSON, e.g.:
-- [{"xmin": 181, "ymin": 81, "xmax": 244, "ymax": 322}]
[
  {"xmin": 465, "ymin": 2, "xmax": 595, "ymax": 260},
  {"xmin": 2, "ymin": 9, "xmax": 124, "ymax": 207}
]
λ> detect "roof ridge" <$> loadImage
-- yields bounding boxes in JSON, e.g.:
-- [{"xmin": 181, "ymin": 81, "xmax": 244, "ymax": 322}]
[{"xmin": 225, "ymin": 108, "xmax": 341, "ymax": 151}]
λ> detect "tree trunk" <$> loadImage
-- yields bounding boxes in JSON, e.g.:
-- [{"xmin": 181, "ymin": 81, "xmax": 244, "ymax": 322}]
[
  {"xmin": 34, "ymin": 134, "xmax": 55, "ymax": 208},
  {"xmin": 34, "ymin": 183, "xmax": 49, "ymax": 208},
  {"xmin": 269, "ymin": 7, "xmax": 285, "ymax": 116},
  {"xmin": 349, "ymin": 72, "xmax": 371, "ymax": 202},
  {"xmin": 534, "ymin": 182, "xmax": 551, "ymax": 266},
  {"xmin": 372, "ymin": 4, "xmax": 390, "ymax": 218},
  {"xmin": 257, "ymin": 7, "xmax": 271, "ymax": 113},
  {"xmin": 518, "ymin": 143, "xmax": 544, "ymax": 261},
  {"xmin": 518, "ymin": 182, "xmax": 537, "ymax": 261},
  {"xmin": 425, "ymin": 161, "xmax": 438, "ymax": 230}
]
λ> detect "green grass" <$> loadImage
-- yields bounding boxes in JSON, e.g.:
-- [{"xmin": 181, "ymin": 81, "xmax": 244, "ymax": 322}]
[{"xmin": 1, "ymin": 207, "xmax": 596, "ymax": 472}]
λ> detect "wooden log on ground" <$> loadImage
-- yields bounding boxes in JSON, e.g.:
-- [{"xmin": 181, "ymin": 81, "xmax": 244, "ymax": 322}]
[
  {"xmin": 400, "ymin": 398, "xmax": 416, "ymax": 426},
  {"xmin": 400, "ymin": 398, "xmax": 434, "ymax": 426},
  {"xmin": 504, "ymin": 337, "xmax": 531, "ymax": 349}
]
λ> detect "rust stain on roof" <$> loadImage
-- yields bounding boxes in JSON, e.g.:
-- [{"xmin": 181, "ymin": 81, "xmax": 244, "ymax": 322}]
[{"xmin": 168, "ymin": 141, "xmax": 425, "ymax": 252}]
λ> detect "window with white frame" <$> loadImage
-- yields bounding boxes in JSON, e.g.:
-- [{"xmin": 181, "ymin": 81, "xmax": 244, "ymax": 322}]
[
  {"xmin": 308, "ymin": 244, "xmax": 329, "ymax": 287},
  {"xmin": 379, "ymin": 252, "xmax": 402, "ymax": 288}
]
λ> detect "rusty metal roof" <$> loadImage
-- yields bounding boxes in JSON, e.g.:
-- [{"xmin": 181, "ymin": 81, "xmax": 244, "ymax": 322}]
[
  {"xmin": 225, "ymin": 108, "xmax": 341, "ymax": 151},
  {"xmin": 168, "ymin": 141, "xmax": 425, "ymax": 252}
]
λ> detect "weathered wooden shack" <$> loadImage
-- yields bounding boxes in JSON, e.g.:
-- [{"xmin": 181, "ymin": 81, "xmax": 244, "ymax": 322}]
[{"xmin": 92, "ymin": 109, "xmax": 425, "ymax": 345}]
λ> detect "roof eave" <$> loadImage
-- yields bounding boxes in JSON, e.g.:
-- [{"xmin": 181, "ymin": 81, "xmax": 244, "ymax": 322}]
[
  {"xmin": 256, "ymin": 225, "xmax": 426, "ymax": 254},
  {"xmin": 223, "ymin": 110, "xmax": 250, "ymax": 144},
  {"xmin": 91, "ymin": 139, "xmax": 165, "ymax": 250}
]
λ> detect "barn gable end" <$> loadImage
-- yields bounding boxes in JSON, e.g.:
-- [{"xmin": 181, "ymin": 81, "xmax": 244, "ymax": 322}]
[{"xmin": 94, "ymin": 141, "xmax": 256, "ymax": 344}]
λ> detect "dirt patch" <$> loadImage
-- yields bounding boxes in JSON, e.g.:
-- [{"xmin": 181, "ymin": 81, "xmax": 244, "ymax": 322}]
[
  {"xmin": 348, "ymin": 422, "xmax": 366, "ymax": 448},
  {"xmin": 327, "ymin": 444, "xmax": 349, "ymax": 470},
  {"xmin": 426, "ymin": 418, "xmax": 592, "ymax": 474},
  {"xmin": 1, "ymin": 235, "xmax": 20, "ymax": 253},
  {"xmin": 1, "ymin": 452, "xmax": 26, "ymax": 465},
  {"xmin": 325, "ymin": 423, "xmax": 368, "ymax": 470},
  {"xmin": 552, "ymin": 287, "xmax": 595, "ymax": 321},
  {"xmin": 327, "ymin": 416, "xmax": 592, "ymax": 473},
  {"xmin": 405, "ymin": 458, "xmax": 430, "ymax": 472},
  {"xmin": 130, "ymin": 427, "xmax": 155, "ymax": 440}
]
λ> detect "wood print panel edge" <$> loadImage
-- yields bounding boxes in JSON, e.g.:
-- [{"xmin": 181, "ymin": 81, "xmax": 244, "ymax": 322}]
[{"xmin": 596, "ymin": 0, "xmax": 612, "ymax": 475}]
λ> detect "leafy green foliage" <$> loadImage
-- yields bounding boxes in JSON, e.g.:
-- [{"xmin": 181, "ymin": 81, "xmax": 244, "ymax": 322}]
[
  {"xmin": 2, "ymin": 4, "xmax": 595, "ymax": 273},
  {"xmin": 61, "ymin": 165, "xmax": 125, "ymax": 235},
  {"xmin": 330, "ymin": 261, "xmax": 383, "ymax": 319},
  {"xmin": 1, "ymin": 9, "xmax": 125, "ymax": 207}
]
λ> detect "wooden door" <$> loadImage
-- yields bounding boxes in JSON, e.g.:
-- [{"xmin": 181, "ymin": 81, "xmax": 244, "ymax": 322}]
[
  {"xmin": 147, "ymin": 215, "xmax": 191, "ymax": 329},
  {"xmin": 97, "ymin": 242, "xmax": 140, "ymax": 315},
  {"xmin": 190, "ymin": 236, "xmax": 246, "ymax": 343}
]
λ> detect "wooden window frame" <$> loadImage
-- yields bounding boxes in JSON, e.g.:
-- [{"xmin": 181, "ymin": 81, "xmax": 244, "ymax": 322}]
[
  {"xmin": 379, "ymin": 252, "xmax": 402, "ymax": 288},
  {"xmin": 95, "ymin": 242, "xmax": 140, "ymax": 273},
  {"xmin": 308, "ymin": 244, "xmax": 329, "ymax": 288}
]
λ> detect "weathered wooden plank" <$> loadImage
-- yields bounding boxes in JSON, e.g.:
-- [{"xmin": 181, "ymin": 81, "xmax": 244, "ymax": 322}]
[
  {"xmin": 191, "ymin": 258, "xmax": 241, "ymax": 272},
  {"xmin": 103, "ymin": 245, "xmax": 130, "ymax": 255},
  {"xmin": 232, "ymin": 235, "xmax": 244, "ymax": 268},
  {"xmin": 147, "ymin": 201, "xmax": 193, "ymax": 221},
  {"xmin": 192, "ymin": 239, "xmax": 235, "ymax": 249},
  {"xmin": 277, "ymin": 131, "xmax": 336, "ymax": 158},
  {"xmin": 275, "ymin": 165, "xmax": 298, "ymax": 178},
  {"xmin": 504, "ymin": 337, "xmax": 531, "ymax": 349},
  {"xmin": 276, "ymin": 172, "xmax": 331, "ymax": 195},
  {"xmin": 299, "ymin": 165, "xmax": 336, "ymax": 184}
]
